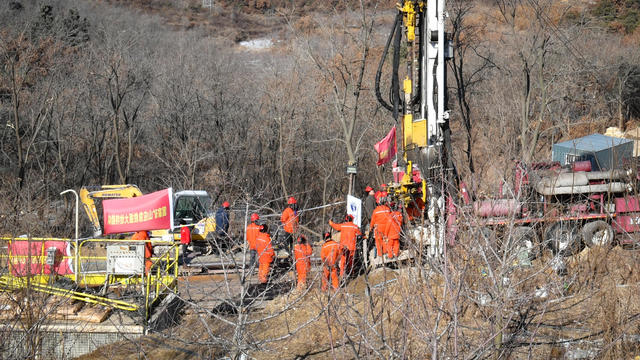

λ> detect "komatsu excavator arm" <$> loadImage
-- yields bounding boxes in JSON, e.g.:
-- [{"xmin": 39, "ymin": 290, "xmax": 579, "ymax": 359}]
[{"xmin": 79, "ymin": 185, "xmax": 143, "ymax": 237}]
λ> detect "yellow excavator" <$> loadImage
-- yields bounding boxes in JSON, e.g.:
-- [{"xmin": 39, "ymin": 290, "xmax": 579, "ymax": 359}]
[
  {"xmin": 80, "ymin": 185, "xmax": 143, "ymax": 237},
  {"xmin": 80, "ymin": 185, "xmax": 218, "ymax": 252}
]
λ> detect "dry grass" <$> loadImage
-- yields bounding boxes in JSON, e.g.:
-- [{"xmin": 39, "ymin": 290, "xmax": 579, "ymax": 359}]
[
  {"xmin": 75, "ymin": 242, "xmax": 640, "ymax": 359},
  {"xmin": 78, "ymin": 315, "xmax": 230, "ymax": 359}
]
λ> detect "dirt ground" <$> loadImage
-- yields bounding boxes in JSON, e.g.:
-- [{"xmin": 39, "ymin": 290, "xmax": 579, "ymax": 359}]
[{"xmin": 77, "ymin": 243, "xmax": 640, "ymax": 359}]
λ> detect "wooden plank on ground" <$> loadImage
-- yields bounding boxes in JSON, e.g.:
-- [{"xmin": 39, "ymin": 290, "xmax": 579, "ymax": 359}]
[
  {"xmin": 76, "ymin": 305, "xmax": 112, "ymax": 323},
  {"xmin": 56, "ymin": 301, "xmax": 84, "ymax": 316}
]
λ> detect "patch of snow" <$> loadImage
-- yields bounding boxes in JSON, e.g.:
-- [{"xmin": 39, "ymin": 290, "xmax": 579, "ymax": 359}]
[{"xmin": 239, "ymin": 38, "xmax": 273, "ymax": 50}]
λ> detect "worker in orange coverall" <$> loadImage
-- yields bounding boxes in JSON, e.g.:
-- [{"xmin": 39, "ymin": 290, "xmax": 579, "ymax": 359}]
[
  {"xmin": 320, "ymin": 231, "xmax": 344, "ymax": 292},
  {"xmin": 254, "ymin": 223, "xmax": 275, "ymax": 284},
  {"xmin": 370, "ymin": 197, "xmax": 391, "ymax": 257},
  {"xmin": 385, "ymin": 203, "xmax": 404, "ymax": 258},
  {"xmin": 281, "ymin": 196, "xmax": 300, "ymax": 256},
  {"xmin": 329, "ymin": 214, "xmax": 361, "ymax": 279},
  {"xmin": 293, "ymin": 235, "xmax": 313, "ymax": 290},
  {"xmin": 132, "ymin": 230, "xmax": 152, "ymax": 273},
  {"xmin": 245, "ymin": 213, "xmax": 261, "ymax": 270}
]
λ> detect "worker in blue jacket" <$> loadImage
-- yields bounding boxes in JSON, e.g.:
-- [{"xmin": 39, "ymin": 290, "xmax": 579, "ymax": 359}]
[{"xmin": 215, "ymin": 201, "xmax": 231, "ymax": 248}]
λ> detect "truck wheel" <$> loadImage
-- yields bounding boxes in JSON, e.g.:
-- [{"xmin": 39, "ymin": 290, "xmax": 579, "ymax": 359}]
[
  {"xmin": 582, "ymin": 220, "xmax": 614, "ymax": 248},
  {"xmin": 547, "ymin": 222, "xmax": 581, "ymax": 256},
  {"xmin": 513, "ymin": 226, "xmax": 539, "ymax": 260}
]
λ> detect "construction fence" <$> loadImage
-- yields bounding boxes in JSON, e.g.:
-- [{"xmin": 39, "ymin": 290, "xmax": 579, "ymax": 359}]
[{"xmin": 0, "ymin": 236, "xmax": 179, "ymax": 320}]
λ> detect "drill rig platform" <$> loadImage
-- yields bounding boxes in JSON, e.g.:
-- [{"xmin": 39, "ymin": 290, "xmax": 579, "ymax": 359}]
[{"xmin": 373, "ymin": 0, "xmax": 455, "ymax": 262}]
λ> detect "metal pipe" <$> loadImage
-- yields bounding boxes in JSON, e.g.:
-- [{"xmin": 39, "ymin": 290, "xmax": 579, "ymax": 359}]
[
  {"xmin": 426, "ymin": 0, "xmax": 437, "ymax": 143},
  {"xmin": 420, "ymin": 10, "xmax": 427, "ymax": 120},
  {"xmin": 60, "ymin": 189, "xmax": 79, "ymax": 283},
  {"xmin": 535, "ymin": 182, "xmax": 629, "ymax": 196},
  {"xmin": 437, "ymin": 0, "xmax": 445, "ymax": 135}
]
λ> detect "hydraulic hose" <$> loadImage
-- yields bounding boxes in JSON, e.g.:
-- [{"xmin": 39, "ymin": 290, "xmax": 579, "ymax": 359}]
[
  {"xmin": 391, "ymin": 13, "xmax": 402, "ymax": 121},
  {"xmin": 375, "ymin": 12, "xmax": 402, "ymax": 112}
]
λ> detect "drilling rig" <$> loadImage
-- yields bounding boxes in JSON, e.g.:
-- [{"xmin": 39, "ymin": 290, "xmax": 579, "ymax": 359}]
[
  {"xmin": 375, "ymin": 1, "xmax": 640, "ymax": 264},
  {"xmin": 376, "ymin": 0, "xmax": 455, "ymax": 257}
]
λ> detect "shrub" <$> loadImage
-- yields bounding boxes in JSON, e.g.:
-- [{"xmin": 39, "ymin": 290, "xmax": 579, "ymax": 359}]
[
  {"xmin": 621, "ymin": 9, "xmax": 640, "ymax": 33},
  {"xmin": 593, "ymin": 0, "xmax": 618, "ymax": 22}
]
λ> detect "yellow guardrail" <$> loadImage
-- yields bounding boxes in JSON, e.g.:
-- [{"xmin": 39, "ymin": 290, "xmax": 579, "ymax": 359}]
[
  {"xmin": 0, "ymin": 236, "xmax": 179, "ymax": 319},
  {"xmin": 0, "ymin": 276, "xmax": 140, "ymax": 311}
]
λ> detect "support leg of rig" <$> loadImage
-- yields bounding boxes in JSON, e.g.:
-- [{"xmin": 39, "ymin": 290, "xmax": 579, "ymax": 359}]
[
  {"xmin": 428, "ymin": 190, "xmax": 437, "ymax": 257},
  {"xmin": 438, "ymin": 195, "xmax": 445, "ymax": 257}
]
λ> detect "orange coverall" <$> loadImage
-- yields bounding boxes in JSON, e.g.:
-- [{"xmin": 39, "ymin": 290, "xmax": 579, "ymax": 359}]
[
  {"xmin": 370, "ymin": 205, "xmax": 391, "ymax": 257},
  {"xmin": 281, "ymin": 207, "xmax": 299, "ymax": 234},
  {"xmin": 246, "ymin": 222, "xmax": 261, "ymax": 269},
  {"xmin": 245, "ymin": 222, "xmax": 261, "ymax": 251},
  {"xmin": 255, "ymin": 232, "xmax": 275, "ymax": 284},
  {"xmin": 329, "ymin": 220, "xmax": 361, "ymax": 278},
  {"xmin": 132, "ymin": 231, "xmax": 152, "ymax": 273},
  {"xmin": 386, "ymin": 210, "xmax": 403, "ymax": 258},
  {"xmin": 281, "ymin": 207, "xmax": 299, "ymax": 256},
  {"xmin": 320, "ymin": 239, "xmax": 343, "ymax": 291},
  {"xmin": 294, "ymin": 242, "xmax": 313, "ymax": 290}
]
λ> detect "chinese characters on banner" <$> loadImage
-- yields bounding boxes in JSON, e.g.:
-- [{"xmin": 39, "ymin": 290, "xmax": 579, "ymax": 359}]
[{"xmin": 103, "ymin": 188, "xmax": 174, "ymax": 234}]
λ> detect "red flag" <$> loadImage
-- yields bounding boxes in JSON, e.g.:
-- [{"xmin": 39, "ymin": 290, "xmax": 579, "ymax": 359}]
[
  {"xmin": 103, "ymin": 188, "xmax": 174, "ymax": 234},
  {"xmin": 374, "ymin": 125, "xmax": 397, "ymax": 166}
]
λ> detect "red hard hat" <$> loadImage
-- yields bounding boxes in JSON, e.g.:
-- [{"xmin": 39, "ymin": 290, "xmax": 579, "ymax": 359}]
[
  {"xmin": 381, "ymin": 184, "xmax": 387, "ymax": 189},
  {"xmin": 251, "ymin": 213, "xmax": 259, "ymax": 222},
  {"xmin": 345, "ymin": 214, "xmax": 354, "ymax": 222},
  {"xmin": 288, "ymin": 196, "xmax": 297, "ymax": 205},
  {"xmin": 222, "ymin": 201, "xmax": 230, "ymax": 208},
  {"xmin": 324, "ymin": 231, "xmax": 331, "ymax": 240},
  {"xmin": 365, "ymin": 186, "xmax": 373, "ymax": 192}
]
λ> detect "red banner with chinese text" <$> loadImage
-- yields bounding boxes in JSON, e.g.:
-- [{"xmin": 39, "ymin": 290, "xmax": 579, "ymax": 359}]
[{"xmin": 103, "ymin": 188, "xmax": 174, "ymax": 234}]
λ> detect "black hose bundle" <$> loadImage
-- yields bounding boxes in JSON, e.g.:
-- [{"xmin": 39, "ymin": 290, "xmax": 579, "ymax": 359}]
[
  {"xmin": 375, "ymin": 12, "xmax": 403, "ymax": 119},
  {"xmin": 391, "ymin": 14, "xmax": 402, "ymax": 121}
]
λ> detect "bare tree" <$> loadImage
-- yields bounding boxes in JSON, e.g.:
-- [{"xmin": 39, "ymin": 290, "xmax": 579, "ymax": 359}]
[
  {"xmin": 492, "ymin": 0, "xmax": 575, "ymax": 162},
  {"xmin": 614, "ymin": 61, "xmax": 640, "ymax": 130},
  {"xmin": 449, "ymin": 0, "xmax": 494, "ymax": 175},
  {"xmin": 90, "ymin": 31, "xmax": 150, "ymax": 185},
  {"xmin": 290, "ymin": 0, "xmax": 382, "ymax": 195},
  {"xmin": 0, "ymin": 29, "xmax": 61, "ymax": 190}
]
